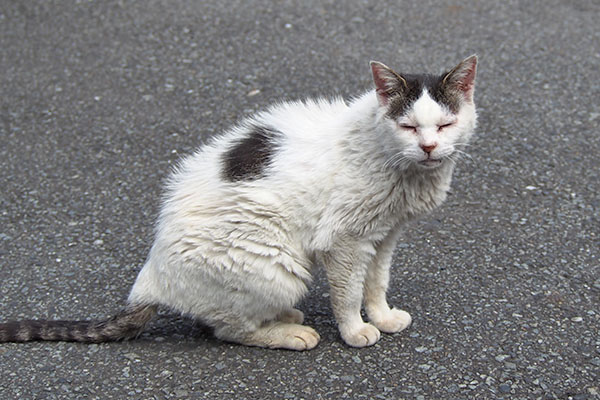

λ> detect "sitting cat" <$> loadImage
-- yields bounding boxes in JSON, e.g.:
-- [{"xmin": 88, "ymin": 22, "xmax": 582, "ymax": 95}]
[{"xmin": 0, "ymin": 55, "xmax": 477, "ymax": 350}]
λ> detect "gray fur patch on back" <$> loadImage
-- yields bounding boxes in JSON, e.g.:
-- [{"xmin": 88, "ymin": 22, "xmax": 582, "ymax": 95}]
[{"xmin": 222, "ymin": 124, "xmax": 282, "ymax": 182}]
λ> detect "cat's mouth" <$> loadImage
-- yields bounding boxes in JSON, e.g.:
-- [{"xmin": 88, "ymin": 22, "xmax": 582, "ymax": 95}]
[{"xmin": 418, "ymin": 158, "xmax": 443, "ymax": 168}]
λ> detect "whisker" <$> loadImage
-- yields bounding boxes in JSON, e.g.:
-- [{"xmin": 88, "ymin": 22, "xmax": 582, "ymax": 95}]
[
  {"xmin": 392, "ymin": 157, "xmax": 411, "ymax": 170},
  {"xmin": 382, "ymin": 153, "xmax": 411, "ymax": 171},
  {"xmin": 454, "ymin": 142, "xmax": 472, "ymax": 148},
  {"xmin": 447, "ymin": 150, "xmax": 474, "ymax": 166},
  {"xmin": 383, "ymin": 153, "xmax": 407, "ymax": 170},
  {"xmin": 453, "ymin": 149, "xmax": 474, "ymax": 162}
]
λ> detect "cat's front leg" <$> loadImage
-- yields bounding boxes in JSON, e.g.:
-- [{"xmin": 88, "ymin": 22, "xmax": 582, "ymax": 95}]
[
  {"xmin": 364, "ymin": 231, "xmax": 412, "ymax": 333},
  {"xmin": 321, "ymin": 239, "xmax": 381, "ymax": 348}
]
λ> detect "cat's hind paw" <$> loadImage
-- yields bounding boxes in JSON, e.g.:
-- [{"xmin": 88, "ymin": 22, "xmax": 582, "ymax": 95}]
[
  {"xmin": 370, "ymin": 308, "xmax": 412, "ymax": 333},
  {"xmin": 245, "ymin": 322, "xmax": 320, "ymax": 351},
  {"xmin": 340, "ymin": 322, "xmax": 381, "ymax": 348}
]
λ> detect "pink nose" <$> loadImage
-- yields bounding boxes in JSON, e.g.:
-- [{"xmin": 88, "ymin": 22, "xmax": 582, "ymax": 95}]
[{"xmin": 420, "ymin": 143, "xmax": 438, "ymax": 154}]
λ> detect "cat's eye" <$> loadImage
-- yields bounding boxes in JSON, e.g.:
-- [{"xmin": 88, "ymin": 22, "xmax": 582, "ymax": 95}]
[
  {"xmin": 437, "ymin": 123, "xmax": 454, "ymax": 131},
  {"xmin": 399, "ymin": 124, "xmax": 417, "ymax": 132}
]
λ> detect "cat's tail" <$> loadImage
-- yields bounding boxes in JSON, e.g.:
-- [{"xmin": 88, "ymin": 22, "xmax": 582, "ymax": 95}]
[{"xmin": 0, "ymin": 303, "xmax": 157, "ymax": 343}]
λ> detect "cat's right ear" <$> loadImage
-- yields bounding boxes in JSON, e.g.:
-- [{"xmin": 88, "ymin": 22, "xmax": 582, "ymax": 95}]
[{"xmin": 370, "ymin": 61, "xmax": 407, "ymax": 106}]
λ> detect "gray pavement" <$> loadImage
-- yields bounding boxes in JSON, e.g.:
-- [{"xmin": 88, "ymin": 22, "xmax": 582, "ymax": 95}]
[{"xmin": 0, "ymin": 0, "xmax": 599, "ymax": 399}]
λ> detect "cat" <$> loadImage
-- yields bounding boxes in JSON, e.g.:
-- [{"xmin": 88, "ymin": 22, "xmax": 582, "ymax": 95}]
[{"xmin": 0, "ymin": 55, "xmax": 477, "ymax": 350}]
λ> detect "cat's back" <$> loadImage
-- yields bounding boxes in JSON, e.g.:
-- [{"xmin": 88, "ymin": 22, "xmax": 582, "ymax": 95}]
[
  {"xmin": 170, "ymin": 96, "xmax": 349, "ymax": 189},
  {"xmin": 159, "ymin": 97, "xmax": 351, "ymax": 225}
]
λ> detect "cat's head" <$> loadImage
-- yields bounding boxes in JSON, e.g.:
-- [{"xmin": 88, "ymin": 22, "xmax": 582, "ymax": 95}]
[{"xmin": 370, "ymin": 55, "xmax": 477, "ymax": 169}]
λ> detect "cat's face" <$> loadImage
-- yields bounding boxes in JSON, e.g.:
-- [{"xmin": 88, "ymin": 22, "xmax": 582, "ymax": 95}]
[{"xmin": 371, "ymin": 56, "xmax": 477, "ymax": 169}]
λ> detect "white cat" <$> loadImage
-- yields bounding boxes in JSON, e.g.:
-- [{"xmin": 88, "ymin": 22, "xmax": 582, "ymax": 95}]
[{"xmin": 0, "ymin": 56, "xmax": 477, "ymax": 350}]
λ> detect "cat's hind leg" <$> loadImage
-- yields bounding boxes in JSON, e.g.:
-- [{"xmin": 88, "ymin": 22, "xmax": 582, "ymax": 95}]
[{"xmin": 204, "ymin": 267, "xmax": 318, "ymax": 350}]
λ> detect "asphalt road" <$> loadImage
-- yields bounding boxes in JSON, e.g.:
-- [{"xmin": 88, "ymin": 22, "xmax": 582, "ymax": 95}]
[{"xmin": 1, "ymin": 1, "xmax": 598, "ymax": 399}]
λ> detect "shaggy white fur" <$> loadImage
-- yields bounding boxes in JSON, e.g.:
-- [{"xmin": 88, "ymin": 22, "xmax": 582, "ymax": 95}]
[{"xmin": 127, "ymin": 56, "xmax": 478, "ymax": 350}]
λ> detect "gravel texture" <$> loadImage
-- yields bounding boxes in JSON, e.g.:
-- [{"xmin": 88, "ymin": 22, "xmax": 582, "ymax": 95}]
[{"xmin": 1, "ymin": 1, "xmax": 599, "ymax": 399}]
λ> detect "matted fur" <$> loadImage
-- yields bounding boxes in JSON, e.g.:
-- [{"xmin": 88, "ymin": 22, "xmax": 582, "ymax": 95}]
[{"xmin": 0, "ymin": 56, "xmax": 477, "ymax": 350}]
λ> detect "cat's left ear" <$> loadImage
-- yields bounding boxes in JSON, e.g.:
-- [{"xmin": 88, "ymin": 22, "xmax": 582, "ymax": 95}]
[
  {"xmin": 370, "ymin": 61, "xmax": 407, "ymax": 106},
  {"xmin": 442, "ymin": 55, "xmax": 478, "ymax": 103}
]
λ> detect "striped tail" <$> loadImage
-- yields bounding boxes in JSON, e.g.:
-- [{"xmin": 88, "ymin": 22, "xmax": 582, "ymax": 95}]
[{"xmin": 0, "ymin": 304, "xmax": 157, "ymax": 343}]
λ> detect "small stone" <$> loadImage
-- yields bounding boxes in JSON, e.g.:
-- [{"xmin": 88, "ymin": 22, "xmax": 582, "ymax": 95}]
[
  {"xmin": 214, "ymin": 362, "xmax": 226, "ymax": 370},
  {"xmin": 504, "ymin": 362, "xmax": 517, "ymax": 370},
  {"xmin": 495, "ymin": 354, "xmax": 510, "ymax": 362},
  {"xmin": 571, "ymin": 316, "xmax": 583, "ymax": 322},
  {"xmin": 447, "ymin": 384, "xmax": 459, "ymax": 393},
  {"xmin": 159, "ymin": 370, "xmax": 173, "ymax": 378},
  {"xmin": 123, "ymin": 352, "xmax": 140, "ymax": 361},
  {"xmin": 247, "ymin": 89, "xmax": 261, "ymax": 97},
  {"xmin": 499, "ymin": 384, "xmax": 511, "ymax": 393},
  {"xmin": 415, "ymin": 346, "xmax": 428, "ymax": 353}
]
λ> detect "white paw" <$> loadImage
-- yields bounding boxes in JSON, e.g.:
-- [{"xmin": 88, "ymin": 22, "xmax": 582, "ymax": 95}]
[
  {"xmin": 371, "ymin": 308, "xmax": 412, "ymax": 333},
  {"xmin": 279, "ymin": 324, "xmax": 320, "ymax": 351},
  {"xmin": 340, "ymin": 322, "xmax": 381, "ymax": 348}
]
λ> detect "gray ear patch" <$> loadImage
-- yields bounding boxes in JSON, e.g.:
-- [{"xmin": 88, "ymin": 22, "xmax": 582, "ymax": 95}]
[
  {"xmin": 222, "ymin": 125, "xmax": 282, "ymax": 182},
  {"xmin": 386, "ymin": 73, "xmax": 462, "ymax": 119}
]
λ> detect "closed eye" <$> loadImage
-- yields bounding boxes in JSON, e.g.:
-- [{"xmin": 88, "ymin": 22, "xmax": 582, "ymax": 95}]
[
  {"xmin": 399, "ymin": 124, "xmax": 417, "ymax": 132},
  {"xmin": 438, "ymin": 123, "xmax": 454, "ymax": 131}
]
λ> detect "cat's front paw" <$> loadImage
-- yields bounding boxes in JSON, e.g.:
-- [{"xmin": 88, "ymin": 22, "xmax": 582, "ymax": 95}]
[
  {"xmin": 340, "ymin": 322, "xmax": 381, "ymax": 347},
  {"xmin": 371, "ymin": 308, "xmax": 412, "ymax": 333}
]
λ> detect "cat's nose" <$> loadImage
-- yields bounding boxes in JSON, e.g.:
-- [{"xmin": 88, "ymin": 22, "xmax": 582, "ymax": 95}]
[{"xmin": 420, "ymin": 143, "xmax": 438, "ymax": 154}]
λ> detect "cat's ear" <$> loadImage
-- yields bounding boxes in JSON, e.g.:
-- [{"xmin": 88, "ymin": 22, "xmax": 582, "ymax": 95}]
[
  {"xmin": 370, "ymin": 61, "xmax": 407, "ymax": 106},
  {"xmin": 442, "ymin": 55, "xmax": 478, "ymax": 103}
]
